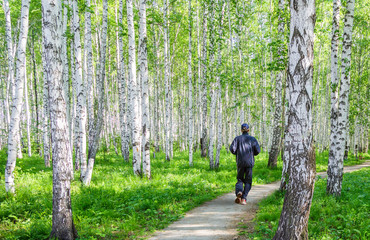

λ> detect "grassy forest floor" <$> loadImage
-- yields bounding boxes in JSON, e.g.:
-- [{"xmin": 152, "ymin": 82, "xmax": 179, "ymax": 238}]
[
  {"xmin": 239, "ymin": 165, "xmax": 370, "ymax": 240},
  {"xmin": 0, "ymin": 148, "xmax": 368, "ymax": 239}
]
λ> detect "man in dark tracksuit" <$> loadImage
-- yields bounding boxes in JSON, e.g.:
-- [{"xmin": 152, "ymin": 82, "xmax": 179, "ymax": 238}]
[{"xmin": 230, "ymin": 123, "xmax": 261, "ymax": 205}]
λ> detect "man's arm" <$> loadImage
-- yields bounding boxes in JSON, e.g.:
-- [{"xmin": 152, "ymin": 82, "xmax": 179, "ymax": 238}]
[
  {"xmin": 253, "ymin": 138, "xmax": 261, "ymax": 156},
  {"xmin": 229, "ymin": 137, "xmax": 238, "ymax": 155}
]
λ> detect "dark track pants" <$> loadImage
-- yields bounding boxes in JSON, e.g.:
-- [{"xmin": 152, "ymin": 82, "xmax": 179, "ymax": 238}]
[{"xmin": 235, "ymin": 166, "xmax": 253, "ymax": 200}]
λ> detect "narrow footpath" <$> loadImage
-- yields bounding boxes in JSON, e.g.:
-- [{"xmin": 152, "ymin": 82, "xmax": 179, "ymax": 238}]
[{"xmin": 148, "ymin": 161, "xmax": 370, "ymax": 240}]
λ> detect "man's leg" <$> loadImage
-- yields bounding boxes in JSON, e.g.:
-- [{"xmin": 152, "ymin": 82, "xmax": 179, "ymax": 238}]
[
  {"xmin": 235, "ymin": 166, "xmax": 245, "ymax": 196},
  {"xmin": 242, "ymin": 167, "xmax": 253, "ymax": 200}
]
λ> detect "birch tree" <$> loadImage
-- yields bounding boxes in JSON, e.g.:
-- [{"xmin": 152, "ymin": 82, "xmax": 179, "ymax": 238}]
[
  {"xmin": 268, "ymin": 0, "xmax": 285, "ymax": 168},
  {"xmin": 83, "ymin": 0, "xmax": 108, "ymax": 185},
  {"xmin": 42, "ymin": 0, "xmax": 78, "ymax": 238},
  {"xmin": 200, "ymin": 1, "xmax": 208, "ymax": 158},
  {"xmin": 139, "ymin": 0, "xmax": 150, "ymax": 178},
  {"xmin": 24, "ymin": 64, "xmax": 32, "ymax": 157},
  {"xmin": 208, "ymin": 1, "xmax": 216, "ymax": 168},
  {"xmin": 215, "ymin": 1, "xmax": 226, "ymax": 169},
  {"xmin": 118, "ymin": 0, "xmax": 130, "ymax": 162},
  {"xmin": 81, "ymin": 0, "xmax": 93, "ymax": 180},
  {"xmin": 188, "ymin": 0, "xmax": 193, "ymax": 167},
  {"xmin": 4, "ymin": 0, "xmax": 30, "ymax": 194},
  {"xmin": 327, "ymin": 0, "xmax": 341, "ymax": 194},
  {"xmin": 41, "ymin": 17, "xmax": 51, "ymax": 167},
  {"xmin": 327, "ymin": 0, "xmax": 355, "ymax": 196},
  {"xmin": 3, "ymin": 0, "xmax": 14, "ymax": 130},
  {"xmin": 164, "ymin": 0, "xmax": 171, "ymax": 161},
  {"xmin": 273, "ymin": 0, "xmax": 316, "ymax": 238},
  {"xmin": 62, "ymin": 0, "xmax": 72, "ymax": 164},
  {"xmin": 127, "ymin": 0, "xmax": 142, "ymax": 174},
  {"xmin": 72, "ymin": 0, "xmax": 87, "ymax": 177}
]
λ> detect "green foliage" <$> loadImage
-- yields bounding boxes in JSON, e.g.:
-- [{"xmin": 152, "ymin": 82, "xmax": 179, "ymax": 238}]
[
  {"xmin": 240, "ymin": 164, "xmax": 370, "ymax": 240},
  {"xmin": 0, "ymin": 148, "xmax": 281, "ymax": 239},
  {"xmin": 315, "ymin": 150, "xmax": 369, "ymax": 172}
]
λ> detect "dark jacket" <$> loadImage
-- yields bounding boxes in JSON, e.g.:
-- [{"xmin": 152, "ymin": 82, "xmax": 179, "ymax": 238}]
[{"xmin": 230, "ymin": 132, "xmax": 261, "ymax": 168}]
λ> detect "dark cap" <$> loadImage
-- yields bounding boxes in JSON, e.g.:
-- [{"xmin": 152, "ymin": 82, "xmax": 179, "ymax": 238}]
[{"xmin": 241, "ymin": 123, "xmax": 249, "ymax": 131}]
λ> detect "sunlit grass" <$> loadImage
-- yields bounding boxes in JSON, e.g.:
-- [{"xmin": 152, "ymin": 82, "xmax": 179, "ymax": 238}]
[
  {"xmin": 240, "ymin": 154, "xmax": 370, "ymax": 240},
  {"xmin": 0, "ymin": 148, "xmax": 367, "ymax": 239},
  {"xmin": 0, "ymin": 147, "xmax": 280, "ymax": 239}
]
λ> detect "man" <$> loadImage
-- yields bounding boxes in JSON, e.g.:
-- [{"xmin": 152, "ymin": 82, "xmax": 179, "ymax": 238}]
[{"xmin": 230, "ymin": 123, "xmax": 261, "ymax": 205}]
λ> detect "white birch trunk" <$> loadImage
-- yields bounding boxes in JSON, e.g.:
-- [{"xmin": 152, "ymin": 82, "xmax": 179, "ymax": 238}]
[
  {"xmin": 268, "ymin": 0, "xmax": 285, "ymax": 168},
  {"xmin": 327, "ymin": 0, "xmax": 341, "ymax": 193},
  {"xmin": 118, "ymin": 0, "xmax": 130, "ymax": 162},
  {"xmin": 41, "ymin": 20, "xmax": 51, "ymax": 167},
  {"xmin": 200, "ymin": 2, "xmax": 208, "ymax": 158},
  {"xmin": 5, "ymin": 0, "xmax": 30, "ymax": 194},
  {"xmin": 83, "ymin": 0, "xmax": 108, "ymax": 185},
  {"xmin": 42, "ymin": 0, "xmax": 78, "ymax": 237},
  {"xmin": 215, "ymin": 1, "xmax": 226, "ymax": 169},
  {"xmin": 24, "ymin": 63, "xmax": 32, "ymax": 157},
  {"xmin": 208, "ymin": 2, "xmax": 216, "ymax": 168},
  {"xmin": 164, "ymin": 0, "xmax": 171, "ymax": 161},
  {"xmin": 3, "ymin": 0, "xmax": 14, "ymax": 135},
  {"xmin": 153, "ymin": 30, "xmax": 161, "ymax": 153},
  {"xmin": 327, "ymin": 0, "xmax": 355, "ymax": 196},
  {"xmin": 81, "ymin": 0, "xmax": 92, "ymax": 180},
  {"xmin": 139, "ymin": 0, "xmax": 150, "ymax": 178},
  {"xmin": 273, "ymin": 0, "xmax": 316, "ymax": 238},
  {"xmin": 42, "ymin": 71, "xmax": 51, "ymax": 167},
  {"xmin": 188, "ymin": 0, "xmax": 193, "ymax": 166},
  {"xmin": 127, "ymin": 0, "xmax": 142, "ymax": 175},
  {"xmin": 72, "ymin": 0, "xmax": 87, "ymax": 176},
  {"xmin": 62, "ymin": 1, "xmax": 72, "ymax": 164}
]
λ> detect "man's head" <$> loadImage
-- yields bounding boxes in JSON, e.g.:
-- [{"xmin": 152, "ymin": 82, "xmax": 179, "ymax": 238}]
[{"xmin": 241, "ymin": 123, "xmax": 249, "ymax": 133}]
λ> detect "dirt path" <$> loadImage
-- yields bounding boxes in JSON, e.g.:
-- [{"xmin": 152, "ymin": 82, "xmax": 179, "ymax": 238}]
[{"xmin": 148, "ymin": 161, "xmax": 369, "ymax": 240}]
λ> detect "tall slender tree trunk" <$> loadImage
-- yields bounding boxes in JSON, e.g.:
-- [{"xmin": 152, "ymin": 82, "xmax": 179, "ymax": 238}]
[
  {"xmin": 118, "ymin": 0, "xmax": 130, "ymax": 162},
  {"xmin": 83, "ymin": 0, "xmax": 108, "ymax": 185},
  {"xmin": 42, "ymin": 69, "xmax": 51, "ymax": 167},
  {"xmin": 208, "ymin": 1, "xmax": 216, "ymax": 168},
  {"xmin": 215, "ymin": 1, "xmax": 226, "ymax": 169},
  {"xmin": 280, "ymin": 73, "xmax": 289, "ymax": 191},
  {"xmin": 42, "ymin": 0, "xmax": 78, "ymax": 238},
  {"xmin": 62, "ymin": 0, "xmax": 72, "ymax": 165},
  {"xmin": 5, "ymin": 0, "xmax": 30, "ymax": 194},
  {"xmin": 188, "ymin": 0, "xmax": 193, "ymax": 166},
  {"xmin": 327, "ymin": 0, "xmax": 355, "ymax": 196},
  {"xmin": 72, "ymin": 0, "xmax": 87, "ymax": 173},
  {"xmin": 200, "ymin": 1, "xmax": 208, "ymax": 158},
  {"xmin": 164, "ymin": 0, "xmax": 171, "ymax": 161},
  {"xmin": 327, "ymin": 0, "xmax": 341, "ymax": 194},
  {"xmin": 3, "ymin": 0, "xmax": 14, "ymax": 120},
  {"xmin": 153, "ymin": 30, "xmax": 161, "ymax": 153},
  {"xmin": 81, "ymin": 0, "xmax": 92, "ymax": 180},
  {"xmin": 41, "ymin": 19, "xmax": 51, "ymax": 168},
  {"xmin": 268, "ymin": 0, "xmax": 285, "ymax": 168},
  {"xmin": 85, "ymin": 0, "xmax": 95, "ymax": 168},
  {"xmin": 24, "ymin": 62, "xmax": 32, "ymax": 157},
  {"xmin": 273, "ymin": 0, "xmax": 316, "ymax": 239},
  {"xmin": 30, "ymin": 36, "xmax": 40, "ymax": 154},
  {"xmin": 139, "ymin": 0, "xmax": 150, "ymax": 179},
  {"xmin": 127, "ymin": 0, "xmax": 142, "ymax": 174}
]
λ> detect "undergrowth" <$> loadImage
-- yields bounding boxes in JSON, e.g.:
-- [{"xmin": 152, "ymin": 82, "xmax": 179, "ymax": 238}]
[
  {"xmin": 241, "ymin": 166, "xmax": 370, "ymax": 240},
  {"xmin": 0, "ymin": 148, "xmax": 366, "ymax": 239},
  {"xmin": 0, "ymin": 148, "xmax": 280, "ymax": 239}
]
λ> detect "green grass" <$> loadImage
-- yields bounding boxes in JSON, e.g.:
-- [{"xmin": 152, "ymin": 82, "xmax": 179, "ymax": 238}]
[
  {"xmin": 0, "ymin": 148, "xmax": 281, "ymax": 239},
  {"xmin": 240, "ymin": 163, "xmax": 370, "ymax": 240},
  {"xmin": 0, "ymin": 148, "xmax": 367, "ymax": 239}
]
